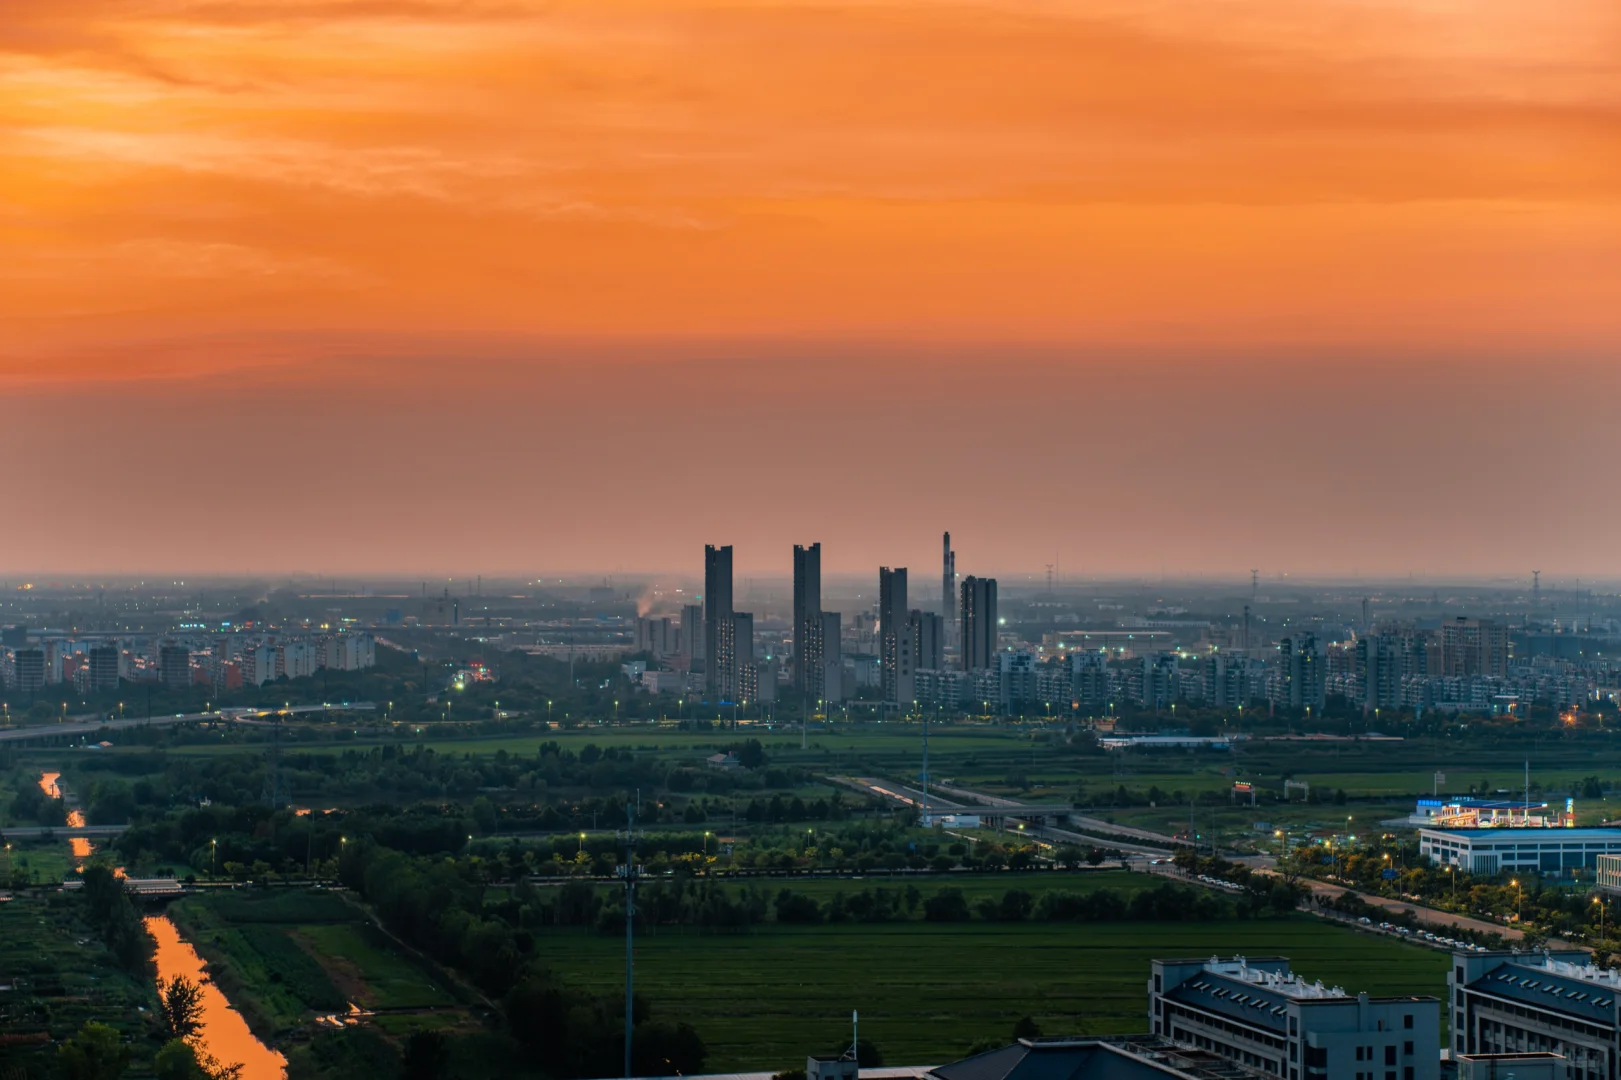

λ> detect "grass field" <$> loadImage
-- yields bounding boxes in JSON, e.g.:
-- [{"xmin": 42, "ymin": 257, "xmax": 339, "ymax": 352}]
[
  {"xmin": 169, "ymin": 890, "xmax": 459, "ymax": 1037},
  {"xmin": 537, "ymin": 916, "xmax": 1450, "ymax": 1071},
  {"xmin": 294, "ymin": 923, "xmax": 456, "ymax": 1009}
]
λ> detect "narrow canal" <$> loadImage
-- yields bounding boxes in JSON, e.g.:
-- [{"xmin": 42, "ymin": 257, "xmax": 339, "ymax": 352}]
[
  {"xmin": 38, "ymin": 771, "xmax": 93, "ymax": 862},
  {"xmin": 146, "ymin": 915, "xmax": 287, "ymax": 1080}
]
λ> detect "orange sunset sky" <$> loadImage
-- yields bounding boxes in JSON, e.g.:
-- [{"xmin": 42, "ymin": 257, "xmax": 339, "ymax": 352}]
[{"xmin": 1, "ymin": 0, "xmax": 1618, "ymax": 578}]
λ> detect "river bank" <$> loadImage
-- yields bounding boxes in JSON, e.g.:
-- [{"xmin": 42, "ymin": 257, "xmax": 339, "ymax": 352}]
[{"xmin": 147, "ymin": 913, "xmax": 287, "ymax": 1080}]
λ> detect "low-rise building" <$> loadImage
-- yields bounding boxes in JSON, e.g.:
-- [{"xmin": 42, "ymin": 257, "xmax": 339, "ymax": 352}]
[
  {"xmin": 1419, "ymin": 828, "xmax": 1621, "ymax": 877},
  {"xmin": 1450, "ymin": 949, "xmax": 1620, "ymax": 1080},
  {"xmin": 1150, "ymin": 956, "xmax": 1440, "ymax": 1080}
]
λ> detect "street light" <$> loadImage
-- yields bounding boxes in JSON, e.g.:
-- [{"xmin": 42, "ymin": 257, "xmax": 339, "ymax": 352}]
[
  {"xmin": 1512, "ymin": 878, "xmax": 1522, "ymax": 923},
  {"xmin": 1595, "ymin": 896, "xmax": 1608, "ymax": 942},
  {"xmin": 579, "ymin": 832, "xmax": 587, "ymax": 856}
]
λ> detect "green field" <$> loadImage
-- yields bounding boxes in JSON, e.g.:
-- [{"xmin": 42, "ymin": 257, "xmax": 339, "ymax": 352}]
[
  {"xmin": 0, "ymin": 892, "xmax": 157, "ymax": 1054},
  {"xmin": 169, "ymin": 890, "xmax": 459, "ymax": 1036},
  {"xmin": 536, "ymin": 917, "xmax": 1450, "ymax": 1070},
  {"xmin": 294, "ymin": 923, "xmax": 456, "ymax": 1009}
]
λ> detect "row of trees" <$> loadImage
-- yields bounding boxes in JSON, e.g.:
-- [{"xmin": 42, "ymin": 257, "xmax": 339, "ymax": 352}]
[{"xmin": 336, "ymin": 840, "xmax": 708, "ymax": 1078}]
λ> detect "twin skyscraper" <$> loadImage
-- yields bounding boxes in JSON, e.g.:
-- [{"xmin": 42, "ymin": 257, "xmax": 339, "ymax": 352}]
[{"xmin": 700, "ymin": 535, "xmax": 996, "ymax": 709}]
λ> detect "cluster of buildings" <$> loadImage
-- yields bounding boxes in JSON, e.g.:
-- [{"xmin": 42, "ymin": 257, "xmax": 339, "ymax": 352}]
[
  {"xmin": 627, "ymin": 535, "xmax": 1005, "ymax": 708},
  {"xmin": 620, "ymin": 553, "xmax": 1616, "ymax": 717},
  {"xmin": 0, "ymin": 626, "xmax": 376, "ymax": 697},
  {"xmin": 798, "ymin": 945, "xmax": 1621, "ymax": 1080}
]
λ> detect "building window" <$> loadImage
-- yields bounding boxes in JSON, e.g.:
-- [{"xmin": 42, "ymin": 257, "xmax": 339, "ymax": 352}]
[
  {"xmin": 1403, "ymin": 1043, "xmax": 1413, "ymax": 1057},
  {"xmin": 1386, "ymin": 1047, "xmax": 1397, "ymax": 1066},
  {"xmin": 1404, "ymin": 1015, "xmax": 1414, "ymax": 1030}
]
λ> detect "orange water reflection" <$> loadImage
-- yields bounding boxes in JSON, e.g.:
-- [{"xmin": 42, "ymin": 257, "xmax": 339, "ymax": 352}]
[
  {"xmin": 145, "ymin": 915, "xmax": 287, "ymax": 1080},
  {"xmin": 68, "ymin": 809, "xmax": 91, "ymax": 859},
  {"xmin": 38, "ymin": 771, "xmax": 61, "ymax": 798}
]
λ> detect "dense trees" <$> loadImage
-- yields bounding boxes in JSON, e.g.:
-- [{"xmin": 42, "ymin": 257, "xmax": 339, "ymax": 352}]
[{"xmin": 56, "ymin": 1023, "xmax": 131, "ymax": 1080}]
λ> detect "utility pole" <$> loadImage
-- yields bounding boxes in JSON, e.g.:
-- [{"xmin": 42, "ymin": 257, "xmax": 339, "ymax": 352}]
[
  {"xmin": 618, "ymin": 805, "xmax": 644, "ymax": 1079},
  {"xmin": 921, "ymin": 709, "xmax": 930, "ymax": 829}
]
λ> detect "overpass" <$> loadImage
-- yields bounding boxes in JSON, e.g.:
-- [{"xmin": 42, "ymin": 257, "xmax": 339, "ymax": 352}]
[
  {"xmin": 0, "ymin": 702, "xmax": 376, "ymax": 745},
  {"xmin": 840, "ymin": 777, "xmax": 1178, "ymax": 858}
]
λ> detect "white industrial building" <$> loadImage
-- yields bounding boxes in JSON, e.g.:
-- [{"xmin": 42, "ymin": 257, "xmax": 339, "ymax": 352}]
[{"xmin": 1419, "ymin": 828, "xmax": 1621, "ymax": 877}]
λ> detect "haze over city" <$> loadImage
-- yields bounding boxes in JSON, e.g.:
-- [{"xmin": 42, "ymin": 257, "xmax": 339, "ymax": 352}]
[{"xmin": 4, "ymin": 0, "xmax": 1620, "ymax": 577}]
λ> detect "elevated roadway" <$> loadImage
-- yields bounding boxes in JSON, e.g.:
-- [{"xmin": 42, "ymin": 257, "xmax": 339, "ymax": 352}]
[{"xmin": 0, "ymin": 702, "xmax": 376, "ymax": 745}]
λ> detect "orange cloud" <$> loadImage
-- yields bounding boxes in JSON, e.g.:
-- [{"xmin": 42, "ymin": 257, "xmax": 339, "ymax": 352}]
[{"xmin": 0, "ymin": 0, "xmax": 1617, "ymax": 386}]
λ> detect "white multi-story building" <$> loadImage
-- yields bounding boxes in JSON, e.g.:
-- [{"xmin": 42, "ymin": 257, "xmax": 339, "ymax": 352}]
[
  {"xmin": 1150, "ymin": 956, "xmax": 1440, "ymax": 1080},
  {"xmin": 241, "ymin": 645, "xmax": 278, "ymax": 687},
  {"xmin": 281, "ymin": 641, "xmax": 319, "ymax": 680},
  {"xmin": 1451, "ymin": 948, "xmax": 1620, "ymax": 1080},
  {"xmin": 322, "ymin": 633, "xmax": 376, "ymax": 672},
  {"xmin": 1419, "ymin": 828, "xmax": 1621, "ymax": 877}
]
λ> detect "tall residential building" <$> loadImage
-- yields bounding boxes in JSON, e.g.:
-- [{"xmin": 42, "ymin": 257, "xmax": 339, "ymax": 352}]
[
  {"xmin": 159, "ymin": 645, "xmax": 191, "ymax": 689},
  {"xmin": 88, "ymin": 646, "xmax": 119, "ymax": 693},
  {"xmin": 732, "ymin": 612, "xmax": 755, "ymax": 701},
  {"xmin": 323, "ymin": 633, "xmax": 376, "ymax": 671},
  {"xmin": 1272, "ymin": 632, "xmax": 1326, "ymax": 710},
  {"xmin": 960, "ymin": 576, "xmax": 998, "ymax": 671},
  {"xmin": 793, "ymin": 543, "xmax": 822, "ymax": 696},
  {"xmin": 941, "ymin": 532, "xmax": 956, "ymax": 634},
  {"xmin": 911, "ymin": 610, "xmax": 945, "ymax": 672},
  {"xmin": 680, "ymin": 604, "xmax": 704, "ymax": 662},
  {"xmin": 242, "ymin": 645, "xmax": 277, "ymax": 687},
  {"xmin": 879, "ymin": 567, "xmax": 914, "ymax": 707},
  {"xmin": 1441, "ymin": 618, "xmax": 1508, "ymax": 679},
  {"xmin": 11, "ymin": 648, "xmax": 45, "ymax": 694},
  {"xmin": 281, "ymin": 640, "xmax": 319, "ymax": 679},
  {"xmin": 704, "ymin": 545, "xmax": 735, "ymax": 700},
  {"xmin": 819, "ymin": 611, "xmax": 844, "ymax": 704}
]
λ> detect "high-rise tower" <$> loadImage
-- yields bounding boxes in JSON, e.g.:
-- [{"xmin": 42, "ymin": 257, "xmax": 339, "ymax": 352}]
[
  {"xmin": 960, "ymin": 575, "xmax": 998, "ymax": 671},
  {"xmin": 879, "ymin": 567, "xmax": 914, "ymax": 707},
  {"xmin": 704, "ymin": 545, "xmax": 734, "ymax": 699},
  {"xmin": 941, "ymin": 533, "xmax": 956, "ymax": 639},
  {"xmin": 793, "ymin": 543, "xmax": 822, "ymax": 696}
]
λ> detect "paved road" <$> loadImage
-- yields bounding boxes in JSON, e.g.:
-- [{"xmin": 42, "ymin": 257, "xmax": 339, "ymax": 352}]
[
  {"xmin": 839, "ymin": 777, "xmax": 1175, "ymax": 858},
  {"xmin": 926, "ymin": 781, "xmax": 1183, "ymax": 847},
  {"xmin": 1299, "ymin": 878, "xmax": 1526, "ymax": 940},
  {"xmin": 0, "ymin": 702, "xmax": 376, "ymax": 744},
  {"xmin": 0, "ymin": 825, "xmax": 128, "ymax": 839},
  {"xmin": 1234, "ymin": 856, "xmax": 1526, "ymax": 941}
]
